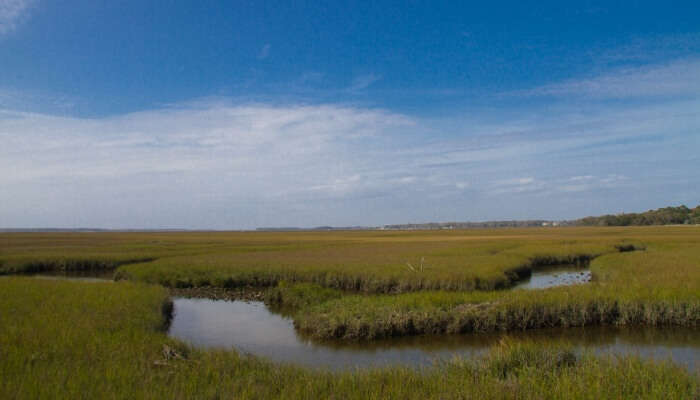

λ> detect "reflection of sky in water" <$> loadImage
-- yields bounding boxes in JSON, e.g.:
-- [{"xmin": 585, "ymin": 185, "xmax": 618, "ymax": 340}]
[
  {"xmin": 172, "ymin": 300, "xmax": 300, "ymax": 350},
  {"xmin": 514, "ymin": 265, "xmax": 591, "ymax": 290},
  {"xmin": 169, "ymin": 298, "xmax": 484, "ymax": 369},
  {"xmin": 169, "ymin": 298, "xmax": 699, "ymax": 371}
]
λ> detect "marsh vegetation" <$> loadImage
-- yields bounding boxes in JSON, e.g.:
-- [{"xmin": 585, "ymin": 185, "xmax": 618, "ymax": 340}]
[{"xmin": 0, "ymin": 227, "xmax": 698, "ymax": 398}]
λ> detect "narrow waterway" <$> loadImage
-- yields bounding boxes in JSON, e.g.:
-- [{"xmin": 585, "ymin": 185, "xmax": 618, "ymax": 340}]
[
  {"xmin": 513, "ymin": 264, "xmax": 591, "ymax": 290},
  {"xmin": 168, "ymin": 297, "xmax": 699, "ymax": 371},
  {"xmin": 8, "ymin": 269, "xmax": 696, "ymax": 372}
]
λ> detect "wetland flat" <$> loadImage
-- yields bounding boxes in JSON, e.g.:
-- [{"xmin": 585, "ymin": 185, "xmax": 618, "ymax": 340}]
[{"xmin": 1, "ymin": 227, "xmax": 698, "ymax": 398}]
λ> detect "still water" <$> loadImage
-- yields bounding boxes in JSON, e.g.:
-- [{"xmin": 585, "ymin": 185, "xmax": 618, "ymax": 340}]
[
  {"xmin": 514, "ymin": 264, "xmax": 591, "ymax": 289},
  {"xmin": 169, "ymin": 297, "xmax": 699, "ymax": 371}
]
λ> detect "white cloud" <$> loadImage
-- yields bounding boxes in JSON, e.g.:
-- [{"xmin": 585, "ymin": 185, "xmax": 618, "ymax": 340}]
[
  {"xmin": 569, "ymin": 175, "xmax": 594, "ymax": 182},
  {"xmin": 518, "ymin": 57, "xmax": 700, "ymax": 99},
  {"xmin": 0, "ymin": 103, "xmax": 413, "ymax": 186},
  {"xmin": 600, "ymin": 174, "xmax": 627, "ymax": 184},
  {"xmin": 348, "ymin": 73, "xmax": 381, "ymax": 92},
  {"xmin": 0, "ymin": 0, "xmax": 33, "ymax": 36},
  {"xmin": 557, "ymin": 175, "xmax": 628, "ymax": 193},
  {"xmin": 489, "ymin": 177, "xmax": 544, "ymax": 195},
  {"xmin": 0, "ymin": 88, "xmax": 698, "ymax": 227},
  {"xmin": 494, "ymin": 177, "xmax": 535, "ymax": 186}
]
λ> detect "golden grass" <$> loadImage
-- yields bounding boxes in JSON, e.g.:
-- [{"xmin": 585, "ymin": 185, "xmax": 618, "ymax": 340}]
[{"xmin": 1, "ymin": 226, "xmax": 698, "ymax": 340}]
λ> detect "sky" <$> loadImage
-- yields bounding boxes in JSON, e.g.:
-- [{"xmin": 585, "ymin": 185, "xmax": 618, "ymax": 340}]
[{"xmin": 0, "ymin": 1, "xmax": 699, "ymax": 229}]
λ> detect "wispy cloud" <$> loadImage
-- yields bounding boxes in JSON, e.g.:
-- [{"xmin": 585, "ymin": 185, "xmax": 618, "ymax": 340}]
[
  {"xmin": 517, "ymin": 57, "xmax": 700, "ymax": 99},
  {"xmin": 347, "ymin": 73, "xmax": 381, "ymax": 92},
  {"xmin": 0, "ymin": 102, "xmax": 420, "ymax": 227},
  {"xmin": 591, "ymin": 33, "xmax": 700, "ymax": 65},
  {"xmin": 556, "ymin": 175, "xmax": 628, "ymax": 193},
  {"xmin": 488, "ymin": 177, "xmax": 543, "ymax": 195},
  {"xmin": 0, "ymin": 0, "xmax": 33, "ymax": 36},
  {"xmin": 0, "ymin": 103, "xmax": 412, "ymax": 184}
]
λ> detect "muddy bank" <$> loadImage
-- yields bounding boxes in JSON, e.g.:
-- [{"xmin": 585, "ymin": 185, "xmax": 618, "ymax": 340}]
[{"xmin": 169, "ymin": 286, "xmax": 267, "ymax": 302}]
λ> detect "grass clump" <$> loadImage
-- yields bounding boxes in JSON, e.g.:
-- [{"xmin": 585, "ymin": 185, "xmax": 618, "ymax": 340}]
[
  {"xmin": 293, "ymin": 285, "xmax": 699, "ymax": 340},
  {"xmin": 265, "ymin": 281, "xmax": 343, "ymax": 309}
]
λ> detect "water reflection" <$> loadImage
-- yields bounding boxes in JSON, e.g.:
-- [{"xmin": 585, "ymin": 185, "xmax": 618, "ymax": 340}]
[
  {"xmin": 169, "ymin": 298, "xmax": 699, "ymax": 371},
  {"xmin": 514, "ymin": 264, "xmax": 591, "ymax": 289}
]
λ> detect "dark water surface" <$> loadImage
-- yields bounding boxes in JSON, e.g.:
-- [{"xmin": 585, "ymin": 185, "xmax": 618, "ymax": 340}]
[
  {"xmin": 514, "ymin": 264, "xmax": 591, "ymax": 289},
  {"xmin": 169, "ymin": 297, "xmax": 699, "ymax": 371}
]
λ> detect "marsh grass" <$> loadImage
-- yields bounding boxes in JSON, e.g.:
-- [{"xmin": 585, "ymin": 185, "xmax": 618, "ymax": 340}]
[
  {"xmin": 2, "ymin": 227, "xmax": 699, "ymax": 341},
  {"xmin": 0, "ymin": 229, "xmax": 658, "ymax": 292},
  {"xmin": 258, "ymin": 233, "xmax": 699, "ymax": 340},
  {"xmin": 0, "ymin": 277, "xmax": 696, "ymax": 399},
  {"xmin": 110, "ymin": 229, "xmax": 645, "ymax": 292},
  {"xmin": 292, "ymin": 284, "xmax": 699, "ymax": 340},
  {"xmin": 284, "ymin": 242, "xmax": 700, "ymax": 339}
]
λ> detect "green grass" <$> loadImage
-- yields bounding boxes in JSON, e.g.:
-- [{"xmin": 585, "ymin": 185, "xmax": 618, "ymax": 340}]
[
  {"xmin": 114, "ymin": 237, "xmax": 614, "ymax": 292},
  {"xmin": 0, "ymin": 228, "xmax": 639, "ymax": 291},
  {"xmin": 275, "ymin": 239, "xmax": 700, "ymax": 339},
  {"xmin": 0, "ymin": 277, "xmax": 696, "ymax": 399},
  {"xmin": 2, "ymin": 227, "xmax": 698, "ymax": 340}
]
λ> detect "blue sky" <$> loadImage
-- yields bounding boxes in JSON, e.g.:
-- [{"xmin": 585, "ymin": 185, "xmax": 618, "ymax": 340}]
[{"xmin": 0, "ymin": 1, "xmax": 699, "ymax": 228}]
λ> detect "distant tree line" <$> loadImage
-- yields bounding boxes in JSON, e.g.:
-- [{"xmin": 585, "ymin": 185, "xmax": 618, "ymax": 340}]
[
  {"xmin": 255, "ymin": 205, "xmax": 700, "ymax": 232},
  {"xmin": 382, "ymin": 220, "xmax": 556, "ymax": 230},
  {"xmin": 575, "ymin": 205, "xmax": 700, "ymax": 226}
]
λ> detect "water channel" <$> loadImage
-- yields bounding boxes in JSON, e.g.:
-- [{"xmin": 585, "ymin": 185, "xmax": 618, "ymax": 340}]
[
  {"xmin": 8, "ymin": 269, "xmax": 698, "ymax": 372},
  {"xmin": 168, "ymin": 297, "xmax": 699, "ymax": 371},
  {"xmin": 513, "ymin": 264, "xmax": 591, "ymax": 290}
]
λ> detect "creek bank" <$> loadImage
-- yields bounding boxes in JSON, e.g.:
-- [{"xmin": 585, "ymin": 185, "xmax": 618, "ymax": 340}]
[
  {"xmin": 0, "ymin": 257, "xmax": 157, "ymax": 276},
  {"xmin": 169, "ymin": 286, "xmax": 267, "ymax": 302},
  {"xmin": 297, "ymin": 299, "xmax": 700, "ymax": 341}
]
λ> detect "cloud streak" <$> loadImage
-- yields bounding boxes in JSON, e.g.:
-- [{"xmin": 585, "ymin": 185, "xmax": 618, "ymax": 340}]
[
  {"xmin": 0, "ymin": 0, "xmax": 33, "ymax": 36},
  {"xmin": 516, "ymin": 57, "xmax": 700, "ymax": 100},
  {"xmin": 347, "ymin": 74, "xmax": 382, "ymax": 92}
]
